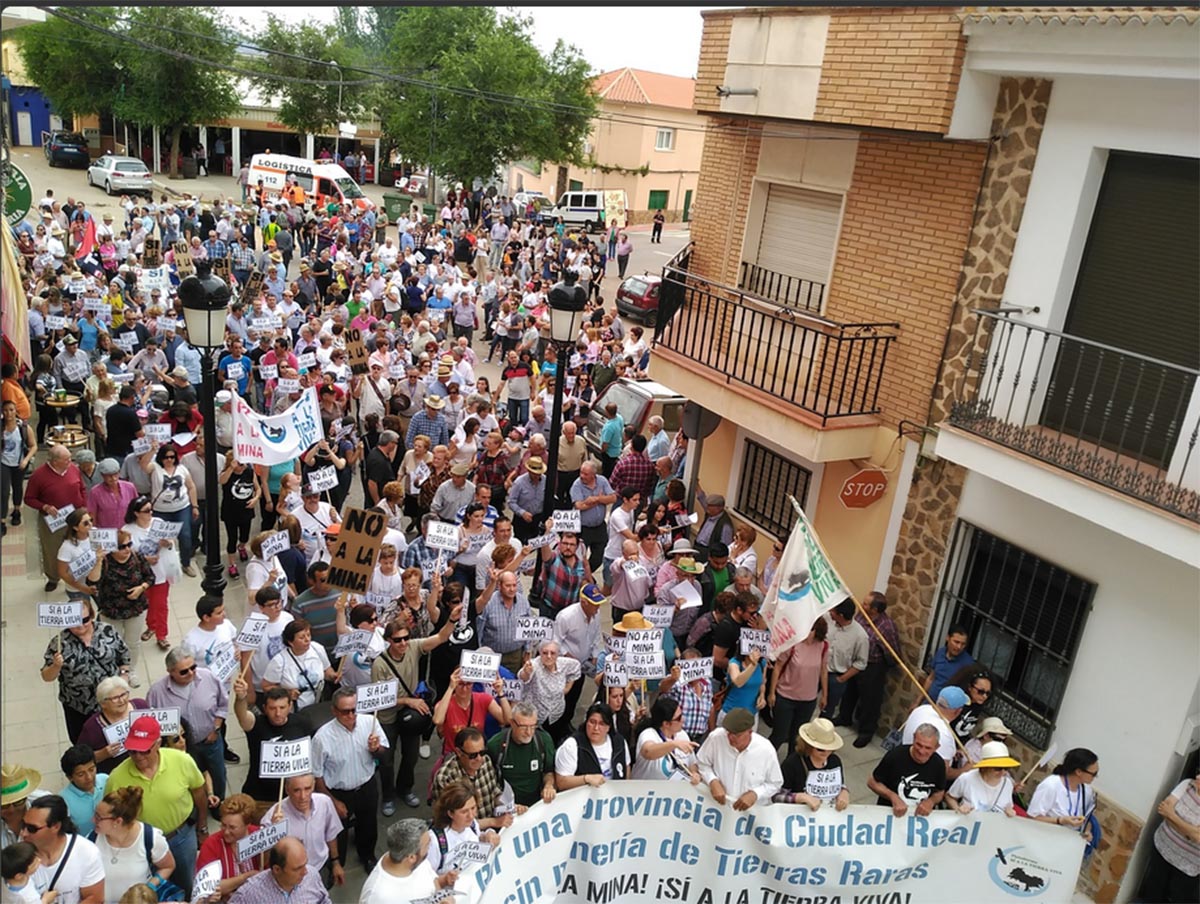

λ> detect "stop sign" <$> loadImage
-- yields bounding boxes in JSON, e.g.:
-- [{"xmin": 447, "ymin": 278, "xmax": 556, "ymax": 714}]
[{"xmin": 840, "ymin": 469, "xmax": 888, "ymax": 509}]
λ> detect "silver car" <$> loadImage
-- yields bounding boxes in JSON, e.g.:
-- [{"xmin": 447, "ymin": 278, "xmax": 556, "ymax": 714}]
[{"xmin": 87, "ymin": 155, "xmax": 153, "ymax": 196}]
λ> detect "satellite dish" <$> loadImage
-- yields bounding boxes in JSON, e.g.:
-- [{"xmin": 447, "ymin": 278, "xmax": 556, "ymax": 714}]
[{"xmin": 681, "ymin": 402, "xmax": 721, "ymax": 440}]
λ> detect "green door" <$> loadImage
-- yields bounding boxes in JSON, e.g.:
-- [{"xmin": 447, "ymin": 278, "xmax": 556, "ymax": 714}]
[{"xmin": 682, "ymin": 189, "xmax": 693, "ymax": 222}]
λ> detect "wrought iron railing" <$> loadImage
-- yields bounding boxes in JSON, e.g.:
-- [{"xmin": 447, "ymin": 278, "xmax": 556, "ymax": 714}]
[
  {"xmin": 949, "ymin": 309, "xmax": 1200, "ymax": 522},
  {"xmin": 654, "ymin": 268, "xmax": 898, "ymax": 424},
  {"xmin": 739, "ymin": 261, "xmax": 826, "ymax": 313}
]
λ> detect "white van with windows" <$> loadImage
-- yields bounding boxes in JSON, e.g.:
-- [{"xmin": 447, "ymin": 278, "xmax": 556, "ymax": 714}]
[
  {"xmin": 247, "ymin": 153, "xmax": 375, "ymax": 211},
  {"xmin": 547, "ymin": 188, "xmax": 626, "ymax": 234}
]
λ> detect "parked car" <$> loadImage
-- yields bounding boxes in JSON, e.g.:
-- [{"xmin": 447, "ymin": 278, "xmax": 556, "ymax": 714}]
[
  {"xmin": 584, "ymin": 377, "xmax": 686, "ymax": 456},
  {"xmin": 43, "ymin": 131, "xmax": 90, "ymax": 168},
  {"xmin": 86, "ymin": 155, "xmax": 153, "ymax": 196},
  {"xmin": 615, "ymin": 273, "xmax": 664, "ymax": 327}
]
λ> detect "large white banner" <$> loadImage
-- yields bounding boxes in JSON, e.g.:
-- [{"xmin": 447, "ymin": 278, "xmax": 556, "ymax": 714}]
[
  {"xmin": 456, "ymin": 784, "xmax": 1085, "ymax": 904},
  {"xmin": 761, "ymin": 501, "xmax": 851, "ymax": 659},
  {"xmin": 231, "ymin": 387, "xmax": 322, "ymax": 465}
]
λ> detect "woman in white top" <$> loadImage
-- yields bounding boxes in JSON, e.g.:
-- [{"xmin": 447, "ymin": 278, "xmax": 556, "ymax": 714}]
[
  {"xmin": 1028, "ymin": 747, "xmax": 1099, "ymax": 837},
  {"xmin": 241, "ymin": 586, "xmax": 294, "ymax": 693},
  {"xmin": 244, "ymin": 530, "xmax": 289, "ymax": 610},
  {"xmin": 452, "ymin": 504, "xmax": 492, "ymax": 591},
  {"xmin": 261, "ymin": 618, "xmax": 334, "ymax": 711},
  {"xmin": 123, "ymin": 494, "xmax": 179, "ymax": 649},
  {"xmin": 447, "ymin": 417, "xmax": 480, "ymax": 469},
  {"xmin": 92, "ymin": 786, "xmax": 176, "ymax": 899},
  {"xmin": 400, "ymin": 435, "xmax": 433, "ymax": 526},
  {"xmin": 947, "ymin": 741, "xmax": 1018, "ymax": 817},
  {"xmin": 424, "ymin": 781, "xmax": 499, "ymax": 876},
  {"xmin": 56, "ymin": 508, "xmax": 103, "ymax": 596},
  {"xmin": 630, "ymin": 697, "xmax": 700, "ymax": 783},
  {"xmin": 729, "ymin": 524, "xmax": 758, "ymax": 578}
]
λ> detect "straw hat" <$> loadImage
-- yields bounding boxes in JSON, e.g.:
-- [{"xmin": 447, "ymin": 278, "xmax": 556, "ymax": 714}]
[
  {"xmin": 667, "ymin": 539, "xmax": 697, "ymax": 558},
  {"xmin": 975, "ymin": 716, "xmax": 1012, "ymax": 739},
  {"xmin": 675, "ymin": 556, "xmax": 704, "ymax": 575},
  {"xmin": 1, "ymin": 764, "xmax": 42, "ymax": 806},
  {"xmin": 424, "ymin": 394, "xmax": 445, "ymax": 410},
  {"xmin": 270, "ymin": 251, "xmax": 283, "ymax": 263},
  {"xmin": 975, "ymin": 741, "xmax": 1020, "ymax": 770},
  {"xmin": 524, "ymin": 456, "xmax": 546, "ymax": 475},
  {"xmin": 612, "ymin": 611, "xmax": 653, "ymax": 634},
  {"xmin": 798, "ymin": 717, "xmax": 844, "ymax": 751}
]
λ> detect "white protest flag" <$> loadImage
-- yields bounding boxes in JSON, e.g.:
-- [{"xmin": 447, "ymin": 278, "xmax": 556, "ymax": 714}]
[
  {"xmin": 231, "ymin": 387, "xmax": 322, "ymax": 466},
  {"xmin": 760, "ymin": 497, "xmax": 850, "ymax": 660}
]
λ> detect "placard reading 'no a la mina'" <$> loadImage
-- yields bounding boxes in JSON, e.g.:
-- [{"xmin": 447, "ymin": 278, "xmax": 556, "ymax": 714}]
[
  {"xmin": 327, "ymin": 506, "xmax": 388, "ymax": 594},
  {"xmin": 235, "ymin": 818, "xmax": 290, "ymax": 863},
  {"xmin": 259, "ymin": 737, "xmax": 312, "ymax": 778},
  {"xmin": 260, "ymin": 530, "xmax": 290, "ymax": 560},
  {"xmin": 739, "ymin": 628, "xmax": 771, "ymax": 656},
  {"xmin": 551, "ymin": 509, "xmax": 581, "ymax": 533},
  {"xmin": 625, "ymin": 628, "xmax": 662, "ymax": 655},
  {"xmin": 515, "ymin": 616, "xmax": 554, "ymax": 644},
  {"xmin": 355, "ymin": 679, "xmax": 399, "ymax": 713},
  {"xmin": 38, "ymin": 602, "xmax": 84, "ymax": 629},
  {"xmin": 677, "ymin": 656, "xmax": 714, "ymax": 683},
  {"xmin": 603, "ymin": 660, "xmax": 629, "ymax": 687},
  {"xmin": 459, "ymin": 649, "xmax": 501, "ymax": 683},
  {"xmin": 344, "ymin": 327, "xmax": 369, "ymax": 375},
  {"xmin": 308, "ymin": 465, "xmax": 339, "ymax": 493}
]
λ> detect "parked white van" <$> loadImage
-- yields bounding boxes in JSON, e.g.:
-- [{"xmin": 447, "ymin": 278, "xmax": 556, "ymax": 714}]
[
  {"xmin": 547, "ymin": 188, "xmax": 626, "ymax": 233},
  {"xmin": 247, "ymin": 153, "xmax": 375, "ymax": 211}
]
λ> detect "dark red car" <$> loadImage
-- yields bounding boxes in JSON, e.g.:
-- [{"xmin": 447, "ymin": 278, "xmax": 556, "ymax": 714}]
[{"xmin": 615, "ymin": 274, "xmax": 663, "ymax": 326}]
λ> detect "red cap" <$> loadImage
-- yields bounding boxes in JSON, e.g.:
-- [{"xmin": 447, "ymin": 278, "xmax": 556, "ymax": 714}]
[{"xmin": 124, "ymin": 715, "xmax": 161, "ymax": 752}]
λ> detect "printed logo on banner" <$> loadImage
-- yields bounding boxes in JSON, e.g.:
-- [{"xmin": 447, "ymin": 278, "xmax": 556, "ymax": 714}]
[{"xmin": 988, "ymin": 846, "xmax": 1065, "ymax": 898}]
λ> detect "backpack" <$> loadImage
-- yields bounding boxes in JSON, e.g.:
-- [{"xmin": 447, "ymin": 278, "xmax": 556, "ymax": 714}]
[{"xmin": 494, "ymin": 726, "xmax": 544, "ymax": 775}]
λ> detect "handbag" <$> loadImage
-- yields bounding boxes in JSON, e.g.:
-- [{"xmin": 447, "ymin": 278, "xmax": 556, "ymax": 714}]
[
  {"xmin": 380, "ymin": 653, "xmax": 433, "ymax": 733},
  {"xmin": 139, "ymin": 823, "xmax": 185, "ymax": 901}
]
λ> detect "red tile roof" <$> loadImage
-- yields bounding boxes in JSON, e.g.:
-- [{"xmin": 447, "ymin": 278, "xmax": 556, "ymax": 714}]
[{"xmin": 593, "ymin": 68, "xmax": 696, "ymax": 110}]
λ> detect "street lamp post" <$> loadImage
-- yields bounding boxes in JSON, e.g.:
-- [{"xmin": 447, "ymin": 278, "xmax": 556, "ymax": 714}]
[
  {"xmin": 328, "ymin": 60, "xmax": 344, "ymax": 161},
  {"xmin": 541, "ymin": 270, "xmax": 589, "ymax": 520},
  {"xmin": 178, "ymin": 261, "xmax": 231, "ymax": 601}
]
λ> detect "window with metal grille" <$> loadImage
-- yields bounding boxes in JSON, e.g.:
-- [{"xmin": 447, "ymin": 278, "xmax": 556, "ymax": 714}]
[
  {"xmin": 735, "ymin": 440, "xmax": 812, "ymax": 538},
  {"xmin": 928, "ymin": 521, "xmax": 1095, "ymax": 748}
]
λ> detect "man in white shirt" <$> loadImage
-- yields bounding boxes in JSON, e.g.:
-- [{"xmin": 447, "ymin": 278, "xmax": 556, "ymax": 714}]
[
  {"xmin": 823, "ymin": 600, "xmax": 870, "ymax": 723},
  {"xmin": 696, "ymin": 708, "xmax": 782, "ymax": 811},
  {"xmin": 901, "ymin": 685, "xmax": 968, "ymax": 766}
]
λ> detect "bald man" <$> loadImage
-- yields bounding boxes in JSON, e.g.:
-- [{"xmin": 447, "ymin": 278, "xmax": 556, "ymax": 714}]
[
  {"xmin": 24, "ymin": 444, "xmax": 88, "ymax": 591},
  {"xmin": 228, "ymin": 836, "xmax": 332, "ymax": 903}
]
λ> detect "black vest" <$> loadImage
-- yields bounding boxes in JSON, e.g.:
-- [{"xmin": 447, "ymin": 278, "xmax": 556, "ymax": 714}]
[{"xmin": 572, "ymin": 729, "xmax": 627, "ymax": 780}]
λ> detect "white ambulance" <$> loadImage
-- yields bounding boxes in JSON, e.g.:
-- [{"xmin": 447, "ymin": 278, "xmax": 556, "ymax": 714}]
[{"xmin": 247, "ymin": 153, "xmax": 375, "ymax": 211}]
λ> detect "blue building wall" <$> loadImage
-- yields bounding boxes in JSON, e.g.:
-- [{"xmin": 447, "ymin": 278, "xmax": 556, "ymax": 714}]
[{"xmin": 8, "ymin": 84, "xmax": 52, "ymax": 145}]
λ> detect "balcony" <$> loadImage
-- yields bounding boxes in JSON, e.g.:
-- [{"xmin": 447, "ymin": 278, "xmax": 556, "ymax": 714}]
[
  {"xmin": 652, "ymin": 265, "xmax": 897, "ymax": 452},
  {"xmin": 947, "ymin": 310, "xmax": 1200, "ymax": 524},
  {"xmin": 738, "ymin": 261, "xmax": 826, "ymax": 314}
]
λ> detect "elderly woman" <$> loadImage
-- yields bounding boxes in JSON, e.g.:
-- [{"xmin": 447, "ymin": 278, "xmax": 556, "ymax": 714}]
[
  {"xmin": 1146, "ymin": 773, "xmax": 1200, "ymax": 904},
  {"xmin": 425, "ymin": 780, "xmax": 500, "ymax": 876},
  {"xmin": 261, "ymin": 618, "xmax": 336, "ymax": 712},
  {"xmin": 95, "ymin": 528, "xmax": 154, "ymax": 670},
  {"xmin": 518, "ymin": 641, "xmax": 582, "ymax": 741},
  {"xmin": 123, "ymin": 494, "xmax": 178, "ymax": 651},
  {"xmin": 92, "ymin": 785, "xmax": 177, "ymax": 898},
  {"xmin": 399, "ymin": 434, "xmax": 432, "ymax": 529},
  {"xmin": 729, "ymin": 524, "xmax": 758, "ymax": 576},
  {"xmin": 41, "ymin": 595, "xmax": 132, "ymax": 742},
  {"xmin": 56, "ymin": 507, "xmax": 104, "ymax": 597},
  {"xmin": 376, "ymin": 479, "xmax": 406, "ymax": 533},
  {"xmin": 774, "ymin": 718, "xmax": 851, "ymax": 811},
  {"xmin": 77, "ymin": 676, "xmax": 150, "ymax": 774},
  {"xmin": 195, "ymin": 793, "xmax": 267, "ymax": 899}
]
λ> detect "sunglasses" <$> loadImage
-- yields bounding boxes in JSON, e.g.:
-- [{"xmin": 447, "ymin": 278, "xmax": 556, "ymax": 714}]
[
  {"xmin": 388, "ymin": 634, "xmax": 411, "ymax": 643},
  {"xmin": 139, "ymin": 507, "xmax": 152, "ymax": 514},
  {"xmin": 458, "ymin": 749, "xmax": 487, "ymax": 760},
  {"xmin": 971, "ymin": 686, "xmax": 991, "ymax": 697},
  {"xmin": 334, "ymin": 706, "xmax": 357, "ymax": 715},
  {"xmin": 79, "ymin": 615, "xmax": 94, "ymax": 625},
  {"xmin": 21, "ymin": 822, "xmax": 47, "ymax": 833},
  {"xmin": 175, "ymin": 665, "xmax": 197, "ymax": 675},
  {"xmin": 117, "ymin": 542, "xmax": 134, "ymax": 550}
]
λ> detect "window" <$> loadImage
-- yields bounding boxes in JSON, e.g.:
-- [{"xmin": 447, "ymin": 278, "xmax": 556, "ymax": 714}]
[
  {"xmin": 735, "ymin": 440, "xmax": 812, "ymax": 538},
  {"xmin": 569, "ymin": 179, "xmax": 584, "ymax": 191},
  {"xmin": 928, "ymin": 522, "xmax": 1095, "ymax": 748},
  {"xmin": 647, "ymin": 190, "xmax": 670, "ymax": 211},
  {"xmin": 655, "ymin": 128, "xmax": 676, "ymax": 151}
]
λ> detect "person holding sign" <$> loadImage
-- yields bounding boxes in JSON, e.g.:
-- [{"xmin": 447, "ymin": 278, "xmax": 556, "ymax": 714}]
[
  {"xmin": 123, "ymin": 495, "xmax": 178, "ymax": 651},
  {"xmin": 56, "ymin": 508, "xmax": 104, "ymax": 597},
  {"xmin": 262, "ymin": 620, "xmax": 336, "ymax": 713},
  {"xmin": 424, "ymin": 781, "xmax": 500, "ymax": 876},
  {"xmin": 518, "ymin": 642, "xmax": 581, "ymax": 737},
  {"xmin": 139, "ymin": 443, "xmax": 199, "ymax": 578},
  {"xmin": 774, "ymin": 718, "xmax": 851, "ymax": 811},
  {"xmin": 95, "ymin": 528, "xmax": 155, "ymax": 674},
  {"xmin": 77, "ymin": 677, "xmax": 149, "ymax": 775},
  {"xmin": 195, "ymin": 794, "xmax": 267, "ymax": 900},
  {"xmin": 631, "ymin": 697, "xmax": 701, "ymax": 783},
  {"xmin": 719, "ymin": 645, "xmax": 767, "ymax": 733},
  {"xmin": 41, "ymin": 597, "xmax": 133, "ymax": 743},
  {"xmin": 539, "ymin": 525, "xmax": 593, "ymax": 618}
]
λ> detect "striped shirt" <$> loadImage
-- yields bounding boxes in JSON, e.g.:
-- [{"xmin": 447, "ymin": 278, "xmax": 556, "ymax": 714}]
[
  {"xmin": 263, "ymin": 793, "xmax": 342, "ymax": 873},
  {"xmin": 146, "ymin": 668, "xmax": 230, "ymax": 740},
  {"xmin": 476, "ymin": 591, "xmax": 532, "ymax": 654},
  {"xmin": 311, "ymin": 712, "xmax": 390, "ymax": 791}
]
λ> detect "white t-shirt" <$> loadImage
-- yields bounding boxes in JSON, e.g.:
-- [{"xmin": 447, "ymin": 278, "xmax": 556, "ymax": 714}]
[
  {"xmin": 949, "ymin": 769, "xmax": 1015, "ymax": 814},
  {"xmin": 554, "ymin": 735, "xmax": 628, "ymax": 780},
  {"xmin": 631, "ymin": 728, "xmax": 695, "ymax": 781},
  {"xmin": 358, "ymin": 858, "xmax": 438, "ymax": 904},
  {"xmin": 93, "ymin": 824, "xmax": 170, "ymax": 899},
  {"xmin": 31, "ymin": 834, "xmax": 106, "ymax": 904},
  {"xmin": 263, "ymin": 643, "xmax": 331, "ymax": 710},
  {"xmin": 1027, "ymin": 774, "xmax": 1096, "ymax": 822},
  {"xmin": 1, "ymin": 881, "xmax": 40, "ymax": 904},
  {"xmin": 423, "ymin": 823, "xmax": 480, "ymax": 875},
  {"xmin": 246, "ymin": 611, "xmax": 295, "ymax": 690},
  {"xmin": 183, "ymin": 622, "xmax": 237, "ymax": 667},
  {"xmin": 901, "ymin": 704, "xmax": 956, "ymax": 764},
  {"xmin": 604, "ymin": 507, "xmax": 634, "ymax": 559},
  {"xmin": 245, "ymin": 556, "xmax": 289, "ymax": 608}
]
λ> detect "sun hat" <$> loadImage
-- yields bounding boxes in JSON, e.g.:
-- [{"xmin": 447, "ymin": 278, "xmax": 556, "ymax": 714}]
[
  {"xmin": 524, "ymin": 456, "xmax": 546, "ymax": 474},
  {"xmin": 798, "ymin": 717, "xmax": 844, "ymax": 751},
  {"xmin": 937, "ymin": 686, "xmax": 970, "ymax": 710},
  {"xmin": 976, "ymin": 716, "xmax": 1012, "ymax": 739},
  {"xmin": 450, "ymin": 462, "xmax": 471, "ymax": 477},
  {"xmin": 611, "ymin": 611, "xmax": 654, "ymax": 634},
  {"xmin": 424, "ymin": 394, "xmax": 445, "ymax": 410},
  {"xmin": 667, "ymin": 539, "xmax": 697, "ymax": 558},
  {"xmin": 171, "ymin": 365, "xmax": 189, "ymax": 380},
  {"xmin": 215, "ymin": 390, "xmax": 232, "ymax": 404},
  {"xmin": 675, "ymin": 556, "xmax": 704, "ymax": 575},
  {"xmin": 975, "ymin": 740, "xmax": 1020, "ymax": 770},
  {"xmin": 722, "ymin": 708, "xmax": 755, "ymax": 733},
  {"xmin": 1, "ymin": 764, "xmax": 43, "ymax": 806},
  {"xmin": 580, "ymin": 584, "xmax": 608, "ymax": 607},
  {"xmin": 124, "ymin": 715, "xmax": 161, "ymax": 752}
]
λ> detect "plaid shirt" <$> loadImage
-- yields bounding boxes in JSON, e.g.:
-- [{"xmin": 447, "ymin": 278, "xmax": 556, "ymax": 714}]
[
  {"xmin": 474, "ymin": 450, "xmax": 511, "ymax": 492},
  {"xmin": 856, "ymin": 610, "xmax": 900, "ymax": 665},
  {"xmin": 230, "ymin": 243, "xmax": 256, "ymax": 271},
  {"xmin": 476, "ymin": 591, "xmax": 532, "ymax": 654},
  {"xmin": 668, "ymin": 678, "xmax": 714, "ymax": 739},
  {"xmin": 202, "ymin": 239, "xmax": 229, "ymax": 261},
  {"xmin": 542, "ymin": 552, "xmax": 587, "ymax": 612},
  {"xmin": 610, "ymin": 450, "xmax": 656, "ymax": 500},
  {"xmin": 432, "ymin": 752, "xmax": 503, "ymax": 817},
  {"xmin": 402, "ymin": 536, "xmax": 440, "ymax": 578}
]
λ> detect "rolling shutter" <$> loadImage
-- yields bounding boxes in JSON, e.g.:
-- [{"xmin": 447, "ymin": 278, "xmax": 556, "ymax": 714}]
[{"xmin": 755, "ymin": 183, "xmax": 842, "ymax": 286}]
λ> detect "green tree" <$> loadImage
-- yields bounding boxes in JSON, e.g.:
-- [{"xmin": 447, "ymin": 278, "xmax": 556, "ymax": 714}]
[
  {"xmin": 15, "ymin": 8, "xmax": 122, "ymax": 124},
  {"xmin": 113, "ymin": 8, "xmax": 239, "ymax": 177},
  {"xmin": 376, "ymin": 7, "xmax": 596, "ymax": 192}
]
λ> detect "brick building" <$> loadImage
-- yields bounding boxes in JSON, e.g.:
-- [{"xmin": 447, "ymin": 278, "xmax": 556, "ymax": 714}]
[{"xmin": 654, "ymin": 7, "xmax": 1200, "ymax": 902}]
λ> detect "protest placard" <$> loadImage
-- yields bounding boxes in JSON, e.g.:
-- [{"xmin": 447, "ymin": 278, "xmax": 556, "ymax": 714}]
[
  {"xmin": 135, "ymin": 707, "xmax": 181, "ymax": 736},
  {"xmin": 459, "ymin": 649, "xmax": 501, "ymax": 683},
  {"xmin": 603, "ymin": 660, "xmax": 629, "ymax": 687},
  {"xmin": 333, "ymin": 629, "xmax": 375, "ymax": 659},
  {"xmin": 150, "ymin": 518, "xmax": 183, "ymax": 540},
  {"xmin": 525, "ymin": 532, "xmax": 557, "ymax": 551},
  {"xmin": 259, "ymin": 364, "xmax": 278, "ymax": 381},
  {"xmin": 497, "ymin": 678, "xmax": 523, "ymax": 702},
  {"xmin": 739, "ymin": 629, "xmax": 770, "ymax": 656},
  {"xmin": 551, "ymin": 509, "xmax": 581, "ymax": 534},
  {"xmin": 143, "ymin": 237, "xmax": 161, "ymax": 266},
  {"xmin": 142, "ymin": 424, "xmax": 172, "ymax": 445},
  {"xmin": 45, "ymin": 315, "xmax": 68, "ymax": 330},
  {"xmin": 192, "ymin": 860, "xmax": 222, "ymax": 902},
  {"xmin": 625, "ymin": 628, "xmax": 662, "ymax": 655},
  {"xmin": 209, "ymin": 645, "xmax": 240, "ymax": 683},
  {"xmin": 626, "ymin": 650, "xmax": 666, "ymax": 680},
  {"xmin": 411, "ymin": 461, "xmax": 431, "ymax": 488},
  {"xmin": 38, "ymin": 602, "xmax": 83, "ymax": 629},
  {"xmin": 43, "ymin": 504, "xmax": 76, "ymax": 533},
  {"xmin": 298, "ymin": 351, "xmax": 317, "ymax": 370},
  {"xmin": 677, "ymin": 657, "xmax": 714, "ymax": 683},
  {"xmin": 236, "ymin": 614, "xmax": 270, "ymax": 650},
  {"xmin": 344, "ymin": 328, "xmax": 369, "ymax": 375},
  {"xmin": 211, "ymin": 255, "xmax": 231, "ymax": 283},
  {"xmin": 89, "ymin": 528, "xmax": 119, "ymax": 552},
  {"xmin": 277, "ymin": 378, "xmax": 300, "ymax": 395},
  {"xmin": 327, "ymin": 506, "xmax": 387, "ymax": 594},
  {"xmin": 68, "ymin": 548, "xmax": 98, "ymax": 581},
  {"xmin": 240, "ymin": 270, "xmax": 264, "ymax": 305},
  {"xmin": 642, "ymin": 605, "xmax": 675, "ymax": 629},
  {"xmin": 515, "ymin": 616, "xmax": 554, "ymax": 644},
  {"xmin": 235, "ymin": 818, "xmax": 290, "ymax": 863},
  {"xmin": 604, "ymin": 634, "xmax": 626, "ymax": 657},
  {"xmin": 622, "ymin": 560, "xmax": 650, "ymax": 582},
  {"xmin": 425, "ymin": 521, "xmax": 460, "ymax": 552},
  {"xmin": 389, "ymin": 364, "xmax": 406, "ymax": 379},
  {"xmin": 675, "ymin": 512, "xmax": 700, "ymax": 527},
  {"xmin": 356, "ymin": 679, "xmax": 399, "ymax": 713},
  {"xmin": 308, "ymin": 466, "xmax": 338, "ymax": 493},
  {"xmin": 102, "ymin": 717, "xmax": 131, "ymax": 755},
  {"xmin": 448, "ymin": 841, "xmax": 494, "ymax": 871},
  {"xmin": 260, "ymin": 531, "xmax": 290, "ymax": 559},
  {"xmin": 130, "ymin": 436, "xmax": 153, "ymax": 455},
  {"xmin": 259, "ymin": 737, "xmax": 311, "ymax": 778}
]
